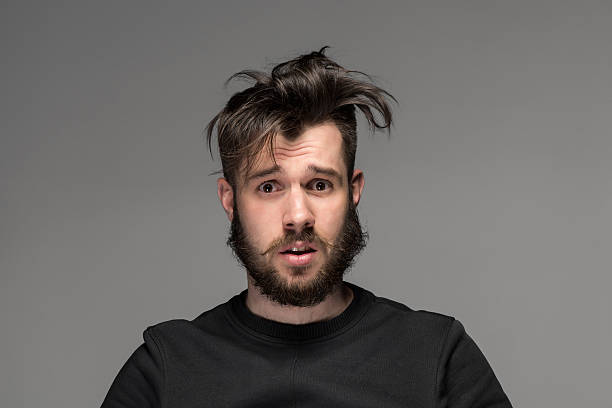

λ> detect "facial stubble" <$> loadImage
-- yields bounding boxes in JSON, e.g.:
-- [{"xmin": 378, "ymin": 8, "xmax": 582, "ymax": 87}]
[{"xmin": 227, "ymin": 197, "xmax": 367, "ymax": 307}]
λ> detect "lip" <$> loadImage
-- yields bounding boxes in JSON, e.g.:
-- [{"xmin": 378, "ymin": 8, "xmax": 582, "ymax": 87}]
[
  {"xmin": 279, "ymin": 251, "xmax": 317, "ymax": 266},
  {"xmin": 278, "ymin": 241, "xmax": 319, "ymax": 267},
  {"xmin": 278, "ymin": 241, "xmax": 318, "ymax": 254}
]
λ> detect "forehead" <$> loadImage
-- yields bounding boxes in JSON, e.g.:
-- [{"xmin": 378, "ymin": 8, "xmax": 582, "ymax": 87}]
[{"xmin": 248, "ymin": 122, "xmax": 345, "ymax": 178}]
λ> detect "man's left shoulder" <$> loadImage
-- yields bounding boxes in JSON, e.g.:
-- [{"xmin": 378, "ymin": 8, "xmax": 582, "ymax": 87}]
[{"xmin": 369, "ymin": 292, "xmax": 456, "ymax": 335}]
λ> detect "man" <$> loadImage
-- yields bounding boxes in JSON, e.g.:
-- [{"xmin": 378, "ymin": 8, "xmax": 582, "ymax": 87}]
[{"xmin": 101, "ymin": 48, "xmax": 513, "ymax": 407}]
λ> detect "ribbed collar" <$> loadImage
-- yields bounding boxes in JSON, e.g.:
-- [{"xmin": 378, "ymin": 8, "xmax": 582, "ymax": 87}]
[{"xmin": 227, "ymin": 281, "xmax": 373, "ymax": 342}]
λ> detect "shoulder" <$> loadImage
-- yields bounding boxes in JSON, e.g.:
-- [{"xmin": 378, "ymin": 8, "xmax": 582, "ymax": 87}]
[
  {"xmin": 143, "ymin": 301, "xmax": 231, "ymax": 350},
  {"xmin": 367, "ymin": 288, "xmax": 457, "ymax": 337}
]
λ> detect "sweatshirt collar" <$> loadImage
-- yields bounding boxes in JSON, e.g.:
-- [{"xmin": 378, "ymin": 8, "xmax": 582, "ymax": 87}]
[{"xmin": 228, "ymin": 281, "xmax": 373, "ymax": 342}]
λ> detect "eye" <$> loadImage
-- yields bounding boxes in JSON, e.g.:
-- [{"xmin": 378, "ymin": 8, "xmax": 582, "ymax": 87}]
[
  {"xmin": 258, "ymin": 181, "xmax": 279, "ymax": 194},
  {"xmin": 311, "ymin": 179, "xmax": 332, "ymax": 192}
]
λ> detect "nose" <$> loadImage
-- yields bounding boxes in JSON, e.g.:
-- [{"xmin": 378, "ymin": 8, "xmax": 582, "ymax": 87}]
[{"xmin": 282, "ymin": 187, "xmax": 314, "ymax": 232}]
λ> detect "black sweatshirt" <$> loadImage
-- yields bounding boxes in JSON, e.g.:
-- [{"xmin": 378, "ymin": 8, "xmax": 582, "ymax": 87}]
[{"xmin": 101, "ymin": 281, "xmax": 513, "ymax": 407}]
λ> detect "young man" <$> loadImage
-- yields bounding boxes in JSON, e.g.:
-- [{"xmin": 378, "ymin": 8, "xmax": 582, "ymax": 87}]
[{"xmin": 101, "ymin": 48, "xmax": 513, "ymax": 407}]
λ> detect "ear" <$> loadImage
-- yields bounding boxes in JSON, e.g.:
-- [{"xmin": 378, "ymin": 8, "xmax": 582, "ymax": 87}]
[
  {"xmin": 350, "ymin": 169, "xmax": 365, "ymax": 206},
  {"xmin": 217, "ymin": 178, "xmax": 234, "ymax": 221}
]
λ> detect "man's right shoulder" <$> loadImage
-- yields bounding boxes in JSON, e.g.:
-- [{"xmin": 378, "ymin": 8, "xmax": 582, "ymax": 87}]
[{"xmin": 143, "ymin": 302, "xmax": 230, "ymax": 346}]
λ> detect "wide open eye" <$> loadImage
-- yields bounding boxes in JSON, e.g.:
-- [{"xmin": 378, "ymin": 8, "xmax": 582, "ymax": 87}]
[
  {"xmin": 311, "ymin": 180, "xmax": 332, "ymax": 191},
  {"xmin": 258, "ymin": 181, "xmax": 279, "ymax": 194}
]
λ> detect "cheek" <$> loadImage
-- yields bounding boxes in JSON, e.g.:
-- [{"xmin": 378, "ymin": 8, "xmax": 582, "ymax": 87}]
[
  {"xmin": 314, "ymin": 200, "xmax": 347, "ymax": 238},
  {"xmin": 239, "ymin": 202, "xmax": 283, "ymax": 247}
]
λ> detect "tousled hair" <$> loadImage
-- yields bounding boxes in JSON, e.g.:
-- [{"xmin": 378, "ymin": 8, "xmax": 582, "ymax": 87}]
[{"xmin": 205, "ymin": 47, "xmax": 395, "ymax": 189}]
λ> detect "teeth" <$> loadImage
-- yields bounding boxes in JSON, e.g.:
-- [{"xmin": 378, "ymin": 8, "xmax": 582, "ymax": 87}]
[{"xmin": 288, "ymin": 246, "xmax": 309, "ymax": 252}]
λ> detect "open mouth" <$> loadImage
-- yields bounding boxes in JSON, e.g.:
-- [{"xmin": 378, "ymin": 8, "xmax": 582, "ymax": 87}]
[
  {"xmin": 278, "ymin": 243, "xmax": 318, "ymax": 266},
  {"xmin": 280, "ymin": 248, "xmax": 316, "ymax": 256}
]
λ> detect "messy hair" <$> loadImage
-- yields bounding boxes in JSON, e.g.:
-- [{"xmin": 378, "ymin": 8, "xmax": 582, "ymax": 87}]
[{"xmin": 205, "ymin": 46, "xmax": 395, "ymax": 189}]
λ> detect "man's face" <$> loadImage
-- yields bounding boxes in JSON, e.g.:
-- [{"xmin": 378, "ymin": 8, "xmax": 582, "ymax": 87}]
[{"xmin": 219, "ymin": 123, "xmax": 366, "ymax": 307}]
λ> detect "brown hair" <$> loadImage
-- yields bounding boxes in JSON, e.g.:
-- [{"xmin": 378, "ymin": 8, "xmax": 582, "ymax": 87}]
[{"xmin": 205, "ymin": 47, "xmax": 395, "ymax": 189}]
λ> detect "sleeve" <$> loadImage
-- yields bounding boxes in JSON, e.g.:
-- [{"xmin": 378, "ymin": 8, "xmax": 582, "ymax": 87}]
[
  {"xmin": 435, "ymin": 319, "xmax": 513, "ymax": 408},
  {"xmin": 100, "ymin": 327, "xmax": 164, "ymax": 408}
]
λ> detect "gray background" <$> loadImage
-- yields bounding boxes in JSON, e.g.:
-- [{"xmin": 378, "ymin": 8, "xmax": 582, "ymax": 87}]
[{"xmin": 2, "ymin": 1, "xmax": 610, "ymax": 407}]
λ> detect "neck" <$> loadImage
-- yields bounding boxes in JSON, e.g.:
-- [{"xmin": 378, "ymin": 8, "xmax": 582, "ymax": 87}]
[{"xmin": 245, "ymin": 278, "xmax": 354, "ymax": 325}]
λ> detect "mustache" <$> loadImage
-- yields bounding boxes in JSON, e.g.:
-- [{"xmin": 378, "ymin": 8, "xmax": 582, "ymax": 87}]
[{"xmin": 260, "ymin": 228, "xmax": 336, "ymax": 256}]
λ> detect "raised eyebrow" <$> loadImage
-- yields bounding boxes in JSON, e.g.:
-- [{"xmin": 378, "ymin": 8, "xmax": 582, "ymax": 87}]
[
  {"xmin": 246, "ymin": 164, "xmax": 344, "ymax": 186},
  {"xmin": 306, "ymin": 165, "xmax": 344, "ymax": 186},
  {"xmin": 246, "ymin": 165, "xmax": 283, "ymax": 183}
]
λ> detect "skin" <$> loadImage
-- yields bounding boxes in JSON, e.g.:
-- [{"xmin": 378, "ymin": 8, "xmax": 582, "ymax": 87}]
[{"xmin": 217, "ymin": 122, "xmax": 365, "ymax": 324}]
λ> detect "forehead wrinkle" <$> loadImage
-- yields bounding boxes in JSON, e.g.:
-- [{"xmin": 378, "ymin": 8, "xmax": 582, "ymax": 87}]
[{"xmin": 272, "ymin": 145, "xmax": 318, "ymax": 159}]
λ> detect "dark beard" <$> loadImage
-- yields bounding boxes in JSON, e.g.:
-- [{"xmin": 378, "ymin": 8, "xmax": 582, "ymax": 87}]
[{"xmin": 226, "ymin": 198, "xmax": 368, "ymax": 307}]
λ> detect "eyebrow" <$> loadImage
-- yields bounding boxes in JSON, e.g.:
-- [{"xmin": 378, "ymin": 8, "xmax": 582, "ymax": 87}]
[
  {"xmin": 307, "ymin": 165, "xmax": 344, "ymax": 186},
  {"xmin": 246, "ymin": 165, "xmax": 282, "ymax": 183},
  {"xmin": 246, "ymin": 164, "xmax": 344, "ymax": 186}
]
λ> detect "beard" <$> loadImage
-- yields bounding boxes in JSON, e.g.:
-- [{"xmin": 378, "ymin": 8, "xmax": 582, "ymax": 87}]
[{"xmin": 227, "ymin": 197, "xmax": 368, "ymax": 307}]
